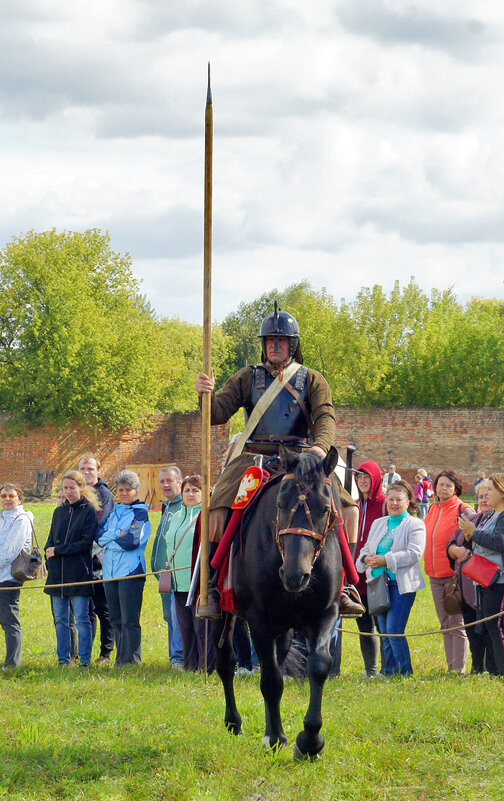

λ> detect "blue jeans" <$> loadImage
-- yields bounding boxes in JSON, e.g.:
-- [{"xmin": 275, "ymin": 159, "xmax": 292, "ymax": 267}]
[
  {"xmin": 377, "ymin": 581, "xmax": 416, "ymax": 676},
  {"xmin": 52, "ymin": 596, "xmax": 93, "ymax": 665},
  {"xmin": 161, "ymin": 591, "xmax": 184, "ymax": 664}
]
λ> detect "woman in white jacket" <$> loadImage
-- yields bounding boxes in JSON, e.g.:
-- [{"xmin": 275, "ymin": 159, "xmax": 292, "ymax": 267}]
[
  {"xmin": 356, "ymin": 480, "xmax": 426, "ymax": 676},
  {"xmin": 0, "ymin": 483, "xmax": 33, "ymax": 668}
]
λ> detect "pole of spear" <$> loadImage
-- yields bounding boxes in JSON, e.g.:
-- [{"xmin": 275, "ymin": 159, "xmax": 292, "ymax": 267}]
[{"xmin": 200, "ymin": 63, "xmax": 213, "ymax": 610}]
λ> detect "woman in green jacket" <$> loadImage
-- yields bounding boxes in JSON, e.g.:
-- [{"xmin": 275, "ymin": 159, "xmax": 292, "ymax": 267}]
[{"xmin": 168, "ymin": 475, "xmax": 214, "ymax": 672}]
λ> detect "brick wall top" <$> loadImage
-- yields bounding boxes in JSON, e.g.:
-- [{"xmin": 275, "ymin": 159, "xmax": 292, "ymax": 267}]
[
  {"xmin": 332, "ymin": 406, "xmax": 504, "ymax": 491},
  {"xmin": 0, "ymin": 406, "xmax": 502, "ymax": 496}
]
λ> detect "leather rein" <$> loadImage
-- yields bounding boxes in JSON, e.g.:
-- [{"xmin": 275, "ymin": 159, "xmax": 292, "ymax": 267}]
[{"xmin": 275, "ymin": 473, "xmax": 338, "ymax": 563}]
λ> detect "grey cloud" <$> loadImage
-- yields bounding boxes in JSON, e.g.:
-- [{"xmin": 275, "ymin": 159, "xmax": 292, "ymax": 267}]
[
  {"xmin": 337, "ymin": 1, "xmax": 498, "ymax": 60},
  {"xmin": 133, "ymin": 0, "xmax": 288, "ymax": 40},
  {"xmin": 109, "ymin": 203, "xmax": 277, "ymax": 261},
  {"xmin": 0, "ymin": 38, "xmax": 132, "ymax": 118},
  {"xmin": 104, "ymin": 207, "xmax": 203, "ymax": 260},
  {"xmin": 352, "ymin": 203, "xmax": 504, "ymax": 245},
  {"xmin": 96, "ymin": 103, "xmax": 201, "ymax": 140}
]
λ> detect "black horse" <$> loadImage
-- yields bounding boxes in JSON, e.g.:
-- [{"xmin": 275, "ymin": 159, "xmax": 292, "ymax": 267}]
[{"xmin": 213, "ymin": 446, "xmax": 343, "ymax": 760}]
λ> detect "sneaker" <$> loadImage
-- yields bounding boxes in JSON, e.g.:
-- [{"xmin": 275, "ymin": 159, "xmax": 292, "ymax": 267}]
[
  {"xmin": 171, "ymin": 662, "xmax": 184, "ymax": 671},
  {"xmin": 96, "ymin": 656, "xmax": 111, "ymax": 665},
  {"xmin": 196, "ymin": 588, "xmax": 221, "ymax": 620},
  {"xmin": 236, "ymin": 667, "xmax": 254, "ymax": 677}
]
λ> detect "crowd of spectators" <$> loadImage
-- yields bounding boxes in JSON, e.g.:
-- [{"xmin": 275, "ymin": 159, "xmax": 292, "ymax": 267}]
[{"xmin": 1, "ymin": 457, "xmax": 503, "ymax": 679}]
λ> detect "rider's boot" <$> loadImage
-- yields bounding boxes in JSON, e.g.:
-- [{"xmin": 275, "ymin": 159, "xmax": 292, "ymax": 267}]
[
  {"xmin": 339, "ymin": 585, "xmax": 365, "ymax": 618},
  {"xmin": 196, "ymin": 542, "xmax": 222, "ymax": 620}
]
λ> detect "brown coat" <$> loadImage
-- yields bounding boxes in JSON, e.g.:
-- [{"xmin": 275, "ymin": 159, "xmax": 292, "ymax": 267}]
[{"xmin": 208, "ymin": 363, "xmax": 337, "ymax": 509}]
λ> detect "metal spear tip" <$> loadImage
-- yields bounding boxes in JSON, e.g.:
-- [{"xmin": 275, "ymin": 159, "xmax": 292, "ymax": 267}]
[{"xmin": 207, "ymin": 62, "xmax": 212, "ymax": 105}]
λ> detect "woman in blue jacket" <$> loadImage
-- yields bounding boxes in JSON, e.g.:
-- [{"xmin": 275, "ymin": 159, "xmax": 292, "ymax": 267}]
[{"xmin": 98, "ymin": 470, "xmax": 151, "ymax": 665}]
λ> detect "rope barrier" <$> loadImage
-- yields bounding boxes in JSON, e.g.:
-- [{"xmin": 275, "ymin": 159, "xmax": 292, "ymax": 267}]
[
  {"xmin": 0, "ymin": 564, "xmax": 191, "ymax": 591},
  {"xmin": 3, "ymin": 563, "xmax": 503, "ymax": 639},
  {"xmin": 335, "ymin": 608, "xmax": 504, "ymax": 638}
]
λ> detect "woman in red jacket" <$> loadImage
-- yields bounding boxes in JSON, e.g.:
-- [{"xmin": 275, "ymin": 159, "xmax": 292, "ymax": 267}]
[
  {"xmin": 424, "ymin": 470, "xmax": 475, "ymax": 673},
  {"xmin": 355, "ymin": 460, "xmax": 387, "ymax": 677}
]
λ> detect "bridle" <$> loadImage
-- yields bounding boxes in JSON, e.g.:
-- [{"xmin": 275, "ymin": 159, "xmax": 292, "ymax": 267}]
[{"xmin": 275, "ymin": 473, "xmax": 338, "ymax": 564}]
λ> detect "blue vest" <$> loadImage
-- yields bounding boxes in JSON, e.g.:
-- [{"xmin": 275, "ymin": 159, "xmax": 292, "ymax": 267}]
[{"xmin": 244, "ymin": 363, "xmax": 311, "ymax": 440}]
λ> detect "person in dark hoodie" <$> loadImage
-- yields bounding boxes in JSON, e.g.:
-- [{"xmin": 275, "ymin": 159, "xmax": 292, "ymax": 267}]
[{"xmin": 355, "ymin": 460, "xmax": 387, "ymax": 677}]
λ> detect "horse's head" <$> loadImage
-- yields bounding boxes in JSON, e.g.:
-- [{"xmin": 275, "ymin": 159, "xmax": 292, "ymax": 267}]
[{"xmin": 276, "ymin": 446, "xmax": 339, "ymax": 593}]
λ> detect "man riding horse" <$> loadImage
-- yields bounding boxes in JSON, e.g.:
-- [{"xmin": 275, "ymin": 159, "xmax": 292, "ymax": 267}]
[{"xmin": 196, "ymin": 303, "xmax": 363, "ymax": 619}]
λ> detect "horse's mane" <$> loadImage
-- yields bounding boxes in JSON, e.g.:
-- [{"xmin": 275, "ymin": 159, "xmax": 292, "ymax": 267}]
[{"xmin": 293, "ymin": 452, "xmax": 325, "ymax": 490}]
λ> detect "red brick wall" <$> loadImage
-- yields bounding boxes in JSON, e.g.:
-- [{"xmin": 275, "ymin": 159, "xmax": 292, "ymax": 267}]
[
  {"xmin": 333, "ymin": 406, "xmax": 504, "ymax": 492},
  {"xmin": 1, "ymin": 407, "xmax": 503, "ymax": 497},
  {"xmin": 0, "ymin": 412, "xmax": 230, "ymax": 496}
]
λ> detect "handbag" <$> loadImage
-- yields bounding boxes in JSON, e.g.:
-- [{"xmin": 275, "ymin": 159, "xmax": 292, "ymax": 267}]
[
  {"xmin": 159, "ymin": 519, "xmax": 196, "ymax": 594},
  {"xmin": 461, "ymin": 553, "xmax": 504, "ymax": 588},
  {"xmin": 11, "ymin": 517, "xmax": 48, "ymax": 583},
  {"xmin": 443, "ymin": 571, "xmax": 462, "ymax": 614},
  {"xmin": 366, "ymin": 571, "xmax": 391, "ymax": 617}
]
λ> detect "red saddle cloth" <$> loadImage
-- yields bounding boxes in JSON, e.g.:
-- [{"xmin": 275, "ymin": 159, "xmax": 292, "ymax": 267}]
[{"xmin": 214, "ymin": 467, "xmax": 273, "ymax": 613}]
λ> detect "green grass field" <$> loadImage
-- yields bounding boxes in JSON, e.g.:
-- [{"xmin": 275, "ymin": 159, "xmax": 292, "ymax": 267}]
[{"xmin": 0, "ymin": 502, "xmax": 503, "ymax": 801}]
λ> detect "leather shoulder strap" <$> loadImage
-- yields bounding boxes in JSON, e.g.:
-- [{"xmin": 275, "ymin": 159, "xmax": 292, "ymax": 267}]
[{"xmin": 283, "ymin": 375, "xmax": 315, "ymax": 438}]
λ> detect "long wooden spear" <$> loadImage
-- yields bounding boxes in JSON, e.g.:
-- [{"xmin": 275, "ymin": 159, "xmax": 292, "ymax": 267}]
[{"xmin": 200, "ymin": 64, "xmax": 213, "ymax": 609}]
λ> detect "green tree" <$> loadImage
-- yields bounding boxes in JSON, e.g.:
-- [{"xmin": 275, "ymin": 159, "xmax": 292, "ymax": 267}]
[{"xmin": 0, "ymin": 229, "xmax": 168, "ymax": 428}]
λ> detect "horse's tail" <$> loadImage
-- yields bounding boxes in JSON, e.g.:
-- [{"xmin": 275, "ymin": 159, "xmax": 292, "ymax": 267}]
[{"xmin": 278, "ymin": 631, "xmax": 307, "ymax": 682}]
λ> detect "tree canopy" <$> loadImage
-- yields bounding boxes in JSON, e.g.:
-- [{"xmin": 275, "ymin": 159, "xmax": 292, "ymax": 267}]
[
  {"xmin": 0, "ymin": 229, "xmax": 232, "ymax": 429},
  {"xmin": 0, "ymin": 228, "xmax": 502, "ymax": 431},
  {"xmin": 222, "ymin": 280, "xmax": 504, "ymax": 408}
]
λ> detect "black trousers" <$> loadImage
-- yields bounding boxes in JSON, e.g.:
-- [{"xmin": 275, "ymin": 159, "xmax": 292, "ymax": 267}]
[
  {"xmin": 174, "ymin": 591, "xmax": 215, "ymax": 673},
  {"xmin": 89, "ymin": 581, "xmax": 114, "ymax": 658},
  {"xmin": 462, "ymin": 597, "xmax": 496, "ymax": 674},
  {"xmin": 104, "ymin": 576, "xmax": 145, "ymax": 665},
  {"xmin": 355, "ymin": 595, "xmax": 380, "ymax": 676},
  {"xmin": 480, "ymin": 583, "xmax": 504, "ymax": 675}
]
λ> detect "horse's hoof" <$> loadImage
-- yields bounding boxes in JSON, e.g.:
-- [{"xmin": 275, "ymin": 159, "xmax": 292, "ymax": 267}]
[
  {"xmin": 293, "ymin": 743, "xmax": 323, "ymax": 762},
  {"xmin": 225, "ymin": 722, "xmax": 242, "ymax": 736}
]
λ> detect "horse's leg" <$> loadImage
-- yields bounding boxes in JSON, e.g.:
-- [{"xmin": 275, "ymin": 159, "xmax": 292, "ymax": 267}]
[
  {"xmin": 249, "ymin": 618, "xmax": 287, "ymax": 749},
  {"xmin": 275, "ymin": 629, "xmax": 294, "ymax": 668},
  {"xmin": 213, "ymin": 613, "xmax": 242, "ymax": 735},
  {"xmin": 293, "ymin": 612, "xmax": 336, "ymax": 761}
]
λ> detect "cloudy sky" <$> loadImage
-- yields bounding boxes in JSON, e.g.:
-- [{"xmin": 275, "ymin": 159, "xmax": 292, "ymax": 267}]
[{"xmin": 2, "ymin": 0, "xmax": 504, "ymax": 323}]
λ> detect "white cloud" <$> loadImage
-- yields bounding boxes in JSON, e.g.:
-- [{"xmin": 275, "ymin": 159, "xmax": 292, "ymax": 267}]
[{"xmin": 1, "ymin": 0, "xmax": 504, "ymax": 327}]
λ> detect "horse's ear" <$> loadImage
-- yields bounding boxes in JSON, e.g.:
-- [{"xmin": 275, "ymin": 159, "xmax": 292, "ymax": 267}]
[
  {"xmin": 323, "ymin": 446, "xmax": 339, "ymax": 477},
  {"xmin": 280, "ymin": 444, "xmax": 299, "ymax": 473}
]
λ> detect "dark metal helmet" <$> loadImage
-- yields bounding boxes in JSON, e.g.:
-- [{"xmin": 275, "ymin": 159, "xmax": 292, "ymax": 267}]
[{"xmin": 258, "ymin": 302, "xmax": 302, "ymax": 362}]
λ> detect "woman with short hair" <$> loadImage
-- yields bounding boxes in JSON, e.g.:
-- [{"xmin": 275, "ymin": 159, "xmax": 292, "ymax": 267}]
[
  {"xmin": 424, "ymin": 469, "xmax": 475, "ymax": 673},
  {"xmin": 0, "ymin": 483, "xmax": 33, "ymax": 668},
  {"xmin": 98, "ymin": 470, "xmax": 151, "ymax": 665},
  {"xmin": 44, "ymin": 470, "xmax": 99, "ymax": 666},
  {"xmin": 356, "ymin": 480, "xmax": 426, "ymax": 676}
]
